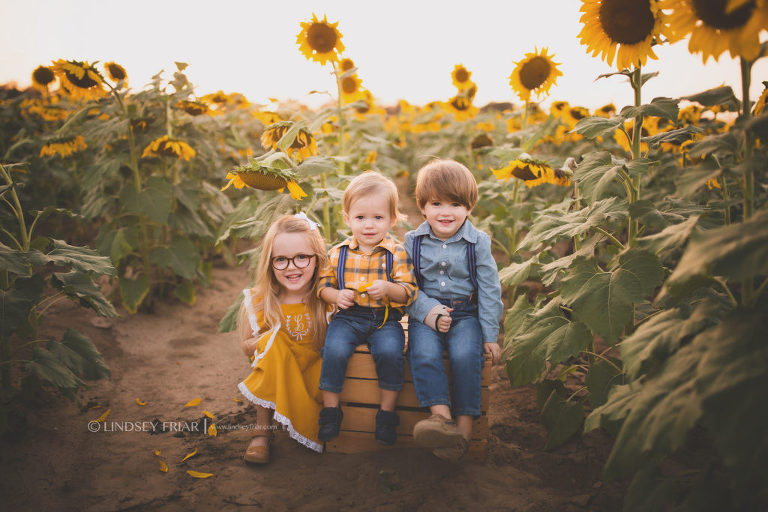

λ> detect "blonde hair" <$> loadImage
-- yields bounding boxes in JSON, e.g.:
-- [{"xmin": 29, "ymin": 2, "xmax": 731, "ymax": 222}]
[
  {"xmin": 342, "ymin": 170, "xmax": 404, "ymax": 221},
  {"xmin": 415, "ymin": 159, "xmax": 478, "ymax": 210},
  {"xmin": 237, "ymin": 215, "xmax": 328, "ymax": 350}
]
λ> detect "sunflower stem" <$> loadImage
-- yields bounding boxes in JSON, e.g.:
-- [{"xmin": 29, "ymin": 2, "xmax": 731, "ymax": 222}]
[
  {"xmin": 0, "ymin": 163, "xmax": 30, "ymax": 251},
  {"xmin": 522, "ymin": 100, "xmax": 529, "ymax": 130},
  {"xmin": 627, "ymin": 66, "xmax": 644, "ymax": 248},
  {"xmin": 739, "ymin": 56, "xmax": 755, "ymax": 306}
]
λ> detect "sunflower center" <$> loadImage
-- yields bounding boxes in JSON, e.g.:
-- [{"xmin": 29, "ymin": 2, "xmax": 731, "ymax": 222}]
[
  {"xmin": 519, "ymin": 57, "xmax": 551, "ymax": 90},
  {"xmin": 455, "ymin": 68, "xmax": 469, "ymax": 83},
  {"xmin": 307, "ymin": 22, "xmax": 338, "ymax": 53},
  {"xmin": 692, "ymin": 0, "xmax": 754, "ymax": 29},
  {"xmin": 66, "ymin": 69, "xmax": 98, "ymax": 88},
  {"xmin": 599, "ymin": 0, "xmax": 655, "ymax": 45},
  {"xmin": 450, "ymin": 97, "xmax": 470, "ymax": 111},
  {"xmin": 107, "ymin": 64, "xmax": 126, "ymax": 80},
  {"xmin": 341, "ymin": 76, "xmax": 358, "ymax": 94},
  {"xmin": 33, "ymin": 66, "xmax": 55, "ymax": 85},
  {"xmin": 569, "ymin": 108, "xmax": 587, "ymax": 120}
]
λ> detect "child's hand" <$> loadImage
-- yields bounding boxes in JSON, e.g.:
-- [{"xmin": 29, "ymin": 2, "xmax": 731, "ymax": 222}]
[
  {"xmin": 363, "ymin": 279, "xmax": 389, "ymax": 301},
  {"xmin": 435, "ymin": 310, "xmax": 453, "ymax": 333},
  {"xmin": 336, "ymin": 289, "xmax": 356, "ymax": 309},
  {"xmin": 242, "ymin": 336, "xmax": 258, "ymax": 357},
  {"xmin": 484, "ymin": 342, "xmax": 501, "ymax": 365}
]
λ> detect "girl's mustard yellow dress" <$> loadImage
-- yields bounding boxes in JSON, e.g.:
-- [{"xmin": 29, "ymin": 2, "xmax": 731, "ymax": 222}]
[{"xmin": 237, "ymin": 288, "xmax": 324, "ymax": 452}]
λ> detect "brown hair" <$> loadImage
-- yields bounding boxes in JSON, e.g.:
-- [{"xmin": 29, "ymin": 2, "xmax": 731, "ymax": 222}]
[
  {"xmin": 414, "ymin": 159, "xmax": 478, "ymax": 210},
  {"xmin": 237, "ymin": 214, "xmax": 328, "ymax": 350},
  {"xmin": 342, "ymin": 170, "xmax": 405, "ymax": 221}
]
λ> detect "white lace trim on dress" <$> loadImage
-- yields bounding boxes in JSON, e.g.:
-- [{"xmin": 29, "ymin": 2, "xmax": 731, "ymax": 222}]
[{"xmin": 237, "ymin": 382, "xmax": 324, "ymax": 453}]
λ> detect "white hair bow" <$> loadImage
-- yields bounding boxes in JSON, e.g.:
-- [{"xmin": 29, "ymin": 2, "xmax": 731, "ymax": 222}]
[{"xmin": 294, "ymin": 212, "xmax": 319, "ymax": 231}]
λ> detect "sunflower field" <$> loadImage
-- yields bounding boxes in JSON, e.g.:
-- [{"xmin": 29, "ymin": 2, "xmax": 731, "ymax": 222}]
[{"xmin": 2, "ymin": 2, "xmax": 768, "ymax": 510}]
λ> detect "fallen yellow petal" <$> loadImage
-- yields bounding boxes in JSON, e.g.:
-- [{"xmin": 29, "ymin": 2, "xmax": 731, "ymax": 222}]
[
  {"xmin": 159, "ymin": 460, "xmax": 168, "ymax": 473},
  {"xmin": 187, "ymin": 470, "xmax": 214, "ymax": 479},
  {"xmin": 154, "ymin": 449, "xmax": 162, "ymax": 456},
  {"xmin": 184, "ymin": 398, "xmax": 202, "ymax": 407},
  {"xmin": 233, "ymin": 398, "xmax": 242, "ymax": 404},
  {"xmin": 208, "ymin": 424, "xmax": 218, "ymax": 437},
  {"xmin": 89, "ymin": 405, "xmax": 102, "ymax": 409},
  {"xmin": 92, "ymin": 409, "xmax": 111, "ymax": 422},
  {"xmin": 135, "ymin": 398, "xmax": 147, "ymax": 406},
  {"xmin": 181, "ymin": 448, "xmax": 198, "ymax": 462},
  {"xmin": 202, "ymin": 410, "xmax": 214, "ymax": 419}
]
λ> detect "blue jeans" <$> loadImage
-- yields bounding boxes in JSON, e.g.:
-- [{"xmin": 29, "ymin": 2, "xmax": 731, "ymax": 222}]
[
  {"xmin": 319, "ymin": 305, "xmax": 405, "ymax": 393},
  {"xmin": 407, "ymin": 298, "xmax": 483, "ymax": 417}
]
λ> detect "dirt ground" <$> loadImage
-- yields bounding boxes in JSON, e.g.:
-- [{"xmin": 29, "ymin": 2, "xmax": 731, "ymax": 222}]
[{"xmin": 0, "ymin": 180, "xmax": 626, "ymax": 511}]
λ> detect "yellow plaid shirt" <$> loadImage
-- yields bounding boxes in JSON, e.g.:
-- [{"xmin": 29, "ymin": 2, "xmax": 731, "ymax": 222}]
[{"xmin": 318, "ymin": 234, "xmax": 417, "ymax": 309}]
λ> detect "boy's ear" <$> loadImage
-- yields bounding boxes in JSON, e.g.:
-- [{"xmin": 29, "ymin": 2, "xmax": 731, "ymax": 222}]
[{"xmin": 342, "ymin": 210, "xmax": 350, "ymax": 226}]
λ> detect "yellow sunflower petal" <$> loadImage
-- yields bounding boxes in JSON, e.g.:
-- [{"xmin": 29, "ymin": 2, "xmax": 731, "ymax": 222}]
[
  {"xmin": 184, "ymin": 397, "xmax": 202, "ymax": 407},
  {"xmin": 186, "ymin": 470, "xmax": 214, "ymax": 479}
]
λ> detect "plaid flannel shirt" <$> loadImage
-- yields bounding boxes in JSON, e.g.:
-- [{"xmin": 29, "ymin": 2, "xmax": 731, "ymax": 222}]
[{"xmin": 318, "ymin": 234, "xmax": 417, "ymax": 309}]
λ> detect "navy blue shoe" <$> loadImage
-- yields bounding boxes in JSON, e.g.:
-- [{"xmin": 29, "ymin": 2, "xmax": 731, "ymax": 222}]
[
  {"xmin": 375, "ymin": 409, "xmax": 399, "ymax": 445},
  {"xmin": 318, "ymin": 406, "xmax": 343, "ymax": 442}
]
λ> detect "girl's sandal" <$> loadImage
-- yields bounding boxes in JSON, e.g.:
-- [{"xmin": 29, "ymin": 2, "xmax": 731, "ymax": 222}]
[{"xmin": 243, "ymin": 430, "xmax": 273, "ymax": 464}]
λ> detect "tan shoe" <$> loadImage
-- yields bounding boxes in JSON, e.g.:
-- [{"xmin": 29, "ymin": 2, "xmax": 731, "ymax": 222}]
[
  {"xmin": 413, "ymin": 414, "xmax": 464, "ymax": 449},
  {"xmin": 432, "ymin": 436, "xmax": 469, "ymax": 462},
  {"xmin": 243, "ymin": 432, "xmax": 272, "ymax": 464}
]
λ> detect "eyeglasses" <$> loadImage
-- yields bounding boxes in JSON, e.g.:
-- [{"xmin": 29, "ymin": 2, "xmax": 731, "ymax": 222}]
[{"xmin": 271, "ymin": 254, "xmax": 315, "ymax": 270}]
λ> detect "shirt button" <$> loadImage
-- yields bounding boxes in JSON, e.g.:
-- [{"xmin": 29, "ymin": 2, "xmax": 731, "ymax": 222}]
[
  {"xmin": 360, "ymin": 293, "xmax": 366, "ymax": 297},
  {"xmin": 359, "ymin": 277, "xmax": 365, "ymax": 281},
  {"xmin": 442, "ymin": 244, "xmax": 447, "ymax": 249},
  {"xmin": 439, "ymin": 270, "xmax": 444, "ymax": 275},
  {"xmin": 440, "ymin": 282, "xmax": 446, "ymax": 286},
  {"xmin": 441, "ymin": 261, "xmax": 447, "ymax": 266}
]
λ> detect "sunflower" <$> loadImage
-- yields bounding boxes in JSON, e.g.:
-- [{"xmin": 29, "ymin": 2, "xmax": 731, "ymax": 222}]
[
  {"xmin": 40, "ymin": 135, "xmax": 87, "ymax": 157},
  {"xmin": 340, "ymin": 73, "xmax": 364, "ymax": 104},
  {"xmin": 340, "ymin": 57, "xmax": 355, "ymax": 72},
  {"xmin": 663, "ymin": 0, "xmax": 768, "ymax": 62},
  {"xmin": 175, "ymin": 100, "xmax": 209, "ymax": 116},
  {"xmin": 31, "ymin": 65, "xmax": 55, "ymax": 93},
  {"xmin": 222, "ymin": 160, "xmax": 307, "ymax": 200},
  {"xmin": 297, "ymin": 13, "xmax": 345, "ymax": 64},
  {"xmin": 260, "ymin": 122, "xmax": 318, "ymax": 161},
  {"xmin": 492, "ymin": 156, "xmax": 570, "ymax": 188},
  {"xmin": 470, "ymin": 133, "xmax": 494, "ymax": 150},
  {"xmin": 141, "ymin": 135, "xmax": 196, "ymax": 161},
  {"xmin": 451, "ymin": 64, "xmax": 473, "ymax": 90},
  {"xmin": 104, "ymin": 62, "xmax": 127, "ymax": 83},
  {"xmin": 51, "ymin": 59, "xmax": 106, "ymax": 101},
  {"xmin": 614, "ymin": 120, "xmax": 651, "ymax": 152},
  {"xmin": 444, "ymin": 95, "xmax": 478, "ymax": 121},
  {"xmin": 509, "ymin": 47, "xmax": 563, "ymax": 102},
  {"xmin": 253, "ymin": 110, "xmax": 282, "ymax": 126},
  {"xmin": 578, "ymin": 0, "xmax": 672, "ymax": 70},
  {"xmin": 550, "ymin": 101, "xmax": 570, "ymax": 118},
  {"xmin": 24, "ymin": 100, "xmax": 70, "ymax": 122},
  {"xmin": 594, "ymin": 103, "xmax": 617, "ymax": 117}
]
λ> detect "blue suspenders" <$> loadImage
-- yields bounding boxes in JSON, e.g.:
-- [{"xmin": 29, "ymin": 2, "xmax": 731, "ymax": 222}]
[
  {"xmin": 412, "ymin": 235, "xmax": 478, "ymax": 291},
  {"xmin": 337, "ymin": 244, "xmax": 394, "ymax": 290}
]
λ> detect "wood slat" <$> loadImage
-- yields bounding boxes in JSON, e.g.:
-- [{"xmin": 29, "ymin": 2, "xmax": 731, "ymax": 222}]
[{"xmin": 339, "ymin": 378, "xmax": 489, "ymax": 410}]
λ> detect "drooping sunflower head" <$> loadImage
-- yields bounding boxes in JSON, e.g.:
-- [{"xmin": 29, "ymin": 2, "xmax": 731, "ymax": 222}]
[
  {"xmin": 662, "ymin": 0, "xmax": 768, "ymax": 62},
  {"xmin": 297, "ymin": 13, "xmax": 345, "ymax": 65},
  {"xmin": 492, "ymin": 156, "xmax": 570, "ymax": 188},
  {"xmin": 452, "ymin": 64, "xmax": 473, "ymax": 90},
  {"xmin": 222, "ymin": 158, "xmax": 306, "ymax": 200},
  {"xmin": 141, "ymin": 135, "xmax": 196, "ymax": 161},
  {"xmin": 260, "ymin": 121, "xmax": 318, "ymax": 161},
  {"xmin": 175, "ymin": 100, "xmax": 209, "ymax": 116},
  {"xmin": 52, "ymin": 59, "xmax": 106, "ymax": 101},
  {"xmin": 31, "ymin": 65, "xmax": 56, "ymax": 93},
  {"xmin": 104, "ymin": 62, "xmax": 127, "ymax": 83},
  {"xmin": 509, "ymin": 48, "xmax": 563, "ymax": 102},
  {"xmin": 40, "ymin": 135, "xmax": 87, "ymax": 158},
  {"xmin": 594, "ymin": 103, "xmax": 617, "ymax": 117},
  {"xmin": 578, "ymin": 0, "xmax": 672, "ymax": 70}
]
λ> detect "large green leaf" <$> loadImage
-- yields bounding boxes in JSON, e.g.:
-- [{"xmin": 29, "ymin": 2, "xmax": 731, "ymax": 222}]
[
  {"xmin": 538, "ymin": 382, "xmax": 584, "ymax": 450},
  {"xmin": 498, "ymin": 255, "xmax": 539, "ymax": 287},
  {"xmin": 219, "ymin": 292, "xmax": 244, "ymax": 333},
  {"xmin": 584, "ymin": 357, "xmax": 624, "ymax": 407},
  {"xmin": 29, "ymin": 347, "xmax": 82, "ymax": 398},
  {"xmin": 51, "ymin": 270, "xmax": 119, "ymax": 318},
  {"xmin": 694, "ymin": 309, "xmax": 768, "ymax": 499},
  {"xmin": 110, "ymin": 229, "xmax": 134, "ymax": 266},
  {"xmin": 120, "ymin": 176, "xmax": 173, "ymax": 224},
  {"xmin": 0, "ymin": 242, "xmax": 33, "ymax": 275},
  {"xmin": 0, "ymin": 275, "xmax": 45, "ymax": 337},
  {"xmin": 572, "ymin": 116, "xmax": 625, "ymax": 140},
  {"xmin": 619, "ymin": 249, "xmax": 666, "ymax": 297},
  {"xmin": 560, "ymin": 257, "xmax": 644, "ymax": 343},
  {"xmin": 638, "ymin": 215, "xmax": 700, "ymax": 256},
  {"xmin": 682, "ymin": 86, "xmax": 740, "ymax": 110},
  {"xmin": 44, "ymin": 239, "xmax": 117, "ymax": 276},
  {"xmin": 664, "ymin": 209, "xmax": 768, "ymax": 298},
  {"xmin": 621, "ymin": 297, "xmax": 727, "ymax": 379},
  {"xmin": 572, "ymin": 151, "xmax": 625, "ymax": 201},
  {"xmin": 173, "ymin": 279, "xmax": 196, "ymax": 306},
  {"xmin": 620, "ymin": 97, "xmax": 679, "ymax": 121},
  {"xmin": 120, "ymin": 274, "xmax": 150, "ymax": 314},
  {"xmin": 505, "ymin": 298, "xmax": 592, "ymax": 386},
  {"xmin": 149, "ymin": 237, "xmax": 200, "ymax": 280},
  {"xmin": 61, "ymin": 328, "xmax": 111, "ymax": 380}
]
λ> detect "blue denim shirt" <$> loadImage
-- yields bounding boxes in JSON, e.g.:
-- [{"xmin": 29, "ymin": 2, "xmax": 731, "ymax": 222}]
[{"xmin": 405, "ymin": 219, "xmax": 503, "ymax": 343}]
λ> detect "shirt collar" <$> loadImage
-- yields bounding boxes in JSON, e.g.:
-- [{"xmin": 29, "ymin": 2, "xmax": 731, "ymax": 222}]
[
  {"xmin": 416, "ymin": 219, "xmax": 478, "ymax": 244},
  {"xmin": 343, "ymin": 233, "xmax": 399, "ymax": 254}
]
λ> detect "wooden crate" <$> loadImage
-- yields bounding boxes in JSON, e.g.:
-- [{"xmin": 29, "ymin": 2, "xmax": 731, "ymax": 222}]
[{"xmin": 325, "ymin": 320, "xmax": 491, "ymax": 461}]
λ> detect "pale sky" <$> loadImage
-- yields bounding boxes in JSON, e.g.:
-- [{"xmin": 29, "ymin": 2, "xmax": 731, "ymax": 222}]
[{"xmin": 2, "ymin": 0, "xmax": 766, "ymax": 111}]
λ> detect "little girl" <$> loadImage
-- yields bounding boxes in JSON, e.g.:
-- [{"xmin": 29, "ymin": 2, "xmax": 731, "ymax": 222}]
[{"xmin": 237, "ymin": 213, "xmax": 329, "ymax": 463}]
